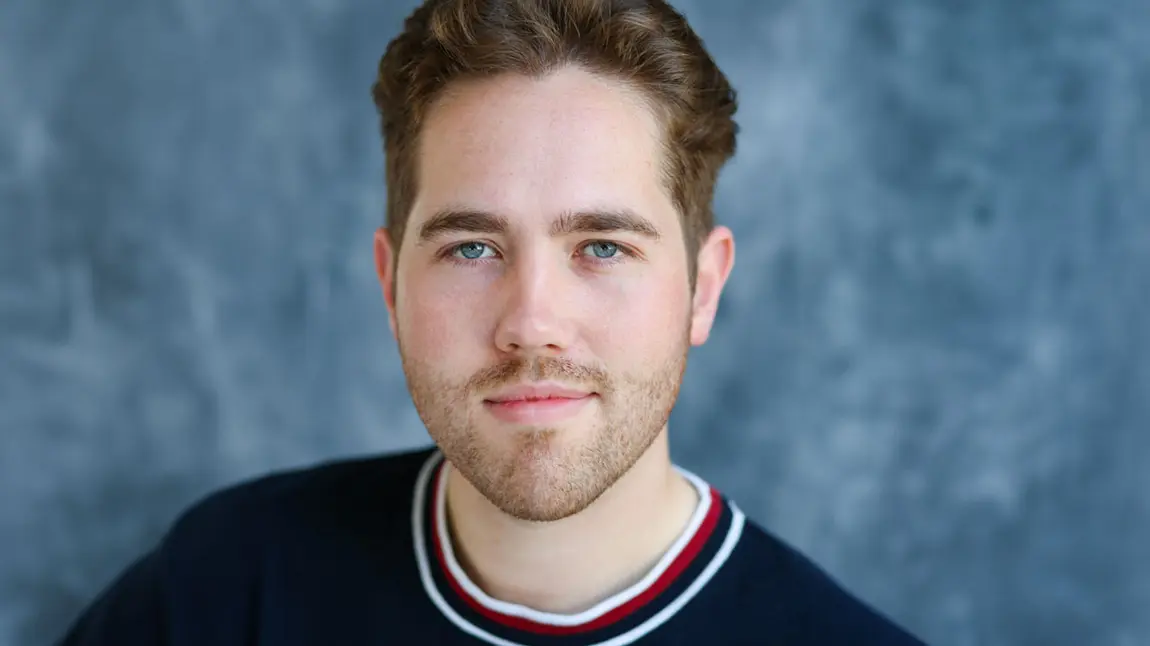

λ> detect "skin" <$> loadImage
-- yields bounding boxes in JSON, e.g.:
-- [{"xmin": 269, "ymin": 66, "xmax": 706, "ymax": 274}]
[{"xmin": 373, "ymin": 65, "xmax": 735, "ymax": 614}]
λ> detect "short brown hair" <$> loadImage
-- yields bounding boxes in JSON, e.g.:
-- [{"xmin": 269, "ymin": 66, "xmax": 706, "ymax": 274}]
[{"xmin": 370, "ymin": 0, "xmax": 738, "ymax": 285}]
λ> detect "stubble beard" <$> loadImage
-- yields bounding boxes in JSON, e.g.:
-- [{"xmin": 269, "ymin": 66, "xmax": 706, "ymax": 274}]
[{"xmin": 399, "ymin": 333, "xmax": 690, "ymax": 523}]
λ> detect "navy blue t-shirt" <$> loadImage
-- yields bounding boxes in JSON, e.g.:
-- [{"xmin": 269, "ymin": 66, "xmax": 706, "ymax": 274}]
[{"xmin": 58, "ymin": 447, "xmax": 926, "ymax": 645}]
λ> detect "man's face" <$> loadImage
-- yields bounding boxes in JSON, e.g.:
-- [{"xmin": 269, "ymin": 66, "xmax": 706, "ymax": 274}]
[{"xmin": 376, "ymin": 66, "xmax": 728, "ymax": 522}]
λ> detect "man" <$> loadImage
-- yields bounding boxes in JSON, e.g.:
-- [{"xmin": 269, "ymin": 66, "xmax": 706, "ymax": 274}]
[{"xmin": 60, "ymin": 0, "xmax": 926, "ymax": 644}]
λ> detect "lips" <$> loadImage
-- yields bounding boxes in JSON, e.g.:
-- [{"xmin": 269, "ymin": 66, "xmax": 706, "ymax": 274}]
[
  {"xmin": 482, "ymin": 382, "xmax": 597, "ymax": 425},
  {"xmin": 484, "ymin": 383, "xmax": 593, "ymax": 403}
]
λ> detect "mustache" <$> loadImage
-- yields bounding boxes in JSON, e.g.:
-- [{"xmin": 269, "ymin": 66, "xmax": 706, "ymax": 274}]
[{"xmin": 467, "ymin": 356, "xmax": 609, "ymax": 394}]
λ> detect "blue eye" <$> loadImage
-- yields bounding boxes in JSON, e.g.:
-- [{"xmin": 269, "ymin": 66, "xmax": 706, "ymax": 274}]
[
  {"xmin": 583, "ymin": 241, "xmax": 619, "ymax": 259},
  {"xmin": 453, "ymin": 242, "xmax": 493, "ymax": 260}
]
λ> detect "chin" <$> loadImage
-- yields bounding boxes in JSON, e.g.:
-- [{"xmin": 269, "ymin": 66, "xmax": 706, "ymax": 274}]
[
  {"xmin": 481, "ymin": 421, "xmax": 581, "ymax": 454},
  {"xmin": 450, "ymin": 436, "xmax": 597, "ymax": 521},
  {"xmin": 503, "ymin": 499, "xmax": 589, "ymax": 523},
  {"xmin": 500, "ymin": 443, "xmax": 616, "ymax": 521},
  {"xmin": 493, "ymin": 478, "xmax": 603, "ymax": 523},
  {"xmin": 496, "ymin": 429, "xmax": 569, "ymax": 473}
]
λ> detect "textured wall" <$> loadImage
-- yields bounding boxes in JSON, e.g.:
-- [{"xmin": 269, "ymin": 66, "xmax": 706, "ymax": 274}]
[{"xmin": 2, "ymin": 0, "xmax": 1148, "ymax": 644}]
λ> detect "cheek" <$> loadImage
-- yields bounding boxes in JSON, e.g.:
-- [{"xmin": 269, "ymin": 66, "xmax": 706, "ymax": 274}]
[
  {"xmin": 590, "ymin": 273, "xmax": 691, "ymax": 356},
  {"xmin": 397, "ymin": 273, "xmax": 490, "ymax": 364}
]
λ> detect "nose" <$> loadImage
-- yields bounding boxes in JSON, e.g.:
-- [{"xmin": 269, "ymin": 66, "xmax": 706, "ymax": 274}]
[{"xmin": 493, "ymin": 251, "xmax": 576, "ymax": 355}]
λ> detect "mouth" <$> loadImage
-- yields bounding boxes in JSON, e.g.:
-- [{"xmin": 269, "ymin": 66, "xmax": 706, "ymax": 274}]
[{"xmin": 482, "ymin": 383, "xmax": 598, "ymax": 425}]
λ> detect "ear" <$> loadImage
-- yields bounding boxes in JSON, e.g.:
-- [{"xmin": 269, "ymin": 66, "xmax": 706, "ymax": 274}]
[
  {"xmin": 373, "ymin": 227, "xmax": 399, "ymax": 339},
  {"xmin": 689, "ymin": 225, "xmax": 736, "ymax": 346}
]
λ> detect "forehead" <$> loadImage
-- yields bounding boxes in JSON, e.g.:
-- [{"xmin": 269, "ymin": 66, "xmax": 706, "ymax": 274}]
[{"xmin": 408, "ymin": 66, "xmax": 678, "ymax": 237}]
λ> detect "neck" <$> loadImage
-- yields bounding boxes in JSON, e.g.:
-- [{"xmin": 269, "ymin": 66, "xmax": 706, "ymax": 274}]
[{"xmin": 443, "ymin": 429, "xmax": 700, "ymax": 614}]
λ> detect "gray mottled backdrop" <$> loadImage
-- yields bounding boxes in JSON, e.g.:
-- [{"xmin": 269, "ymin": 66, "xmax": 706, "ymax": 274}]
[{"xmin": 1, "ymin": 0, "xmax": 1147, "ymax": 644}]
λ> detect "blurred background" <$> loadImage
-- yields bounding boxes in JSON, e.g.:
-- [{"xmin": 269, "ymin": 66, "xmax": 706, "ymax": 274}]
[{"xmin": 2, "ymin": 0, "xmax": 1148, "ymax": 644}]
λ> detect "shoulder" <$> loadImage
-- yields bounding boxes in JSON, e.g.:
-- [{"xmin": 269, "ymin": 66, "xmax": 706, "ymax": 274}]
[
  {"xmin": 161, "ymin": 445, "xmax": 437, "ymax": 560},
  {"xmin": 58, "ymin": 447, "xmax": 440, "ymax": 644},
  {"xmin": 724, "ymin": 512, "xmax": 928, "ymax": 645}
]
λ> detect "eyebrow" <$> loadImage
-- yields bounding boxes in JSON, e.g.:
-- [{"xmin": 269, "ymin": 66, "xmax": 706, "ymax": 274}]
[{"xmin": 416, "ymin": 207, "xmax": 662, "ymax": 243}]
